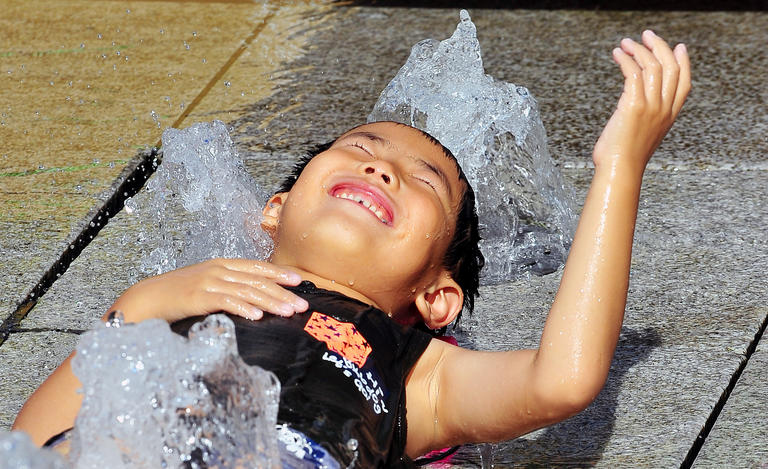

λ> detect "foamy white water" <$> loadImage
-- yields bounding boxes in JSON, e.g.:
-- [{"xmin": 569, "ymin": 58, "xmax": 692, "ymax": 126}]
[{"xmin": 369, "ymin": 9, "xmax": 577, "ymax": 282}]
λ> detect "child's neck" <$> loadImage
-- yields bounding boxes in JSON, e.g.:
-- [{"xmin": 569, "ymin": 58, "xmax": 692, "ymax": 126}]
[{"xmin": 273, "ymin": 263, "xmax": 383, "ymax": 310}]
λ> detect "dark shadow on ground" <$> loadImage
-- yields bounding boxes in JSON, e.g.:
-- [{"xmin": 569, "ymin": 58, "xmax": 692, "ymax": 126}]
[
  {"xmin": 446, "ymin": 327, "xmax": 662, "ymax": 467},
  {"xmin": 343, "ymin": 0, "xmax": 767, "ymax": 11}
]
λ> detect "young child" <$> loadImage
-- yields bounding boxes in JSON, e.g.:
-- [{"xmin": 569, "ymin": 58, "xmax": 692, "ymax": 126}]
[{"xmin": 13, "ymin": 30, "xmax": 690, "ymax": 467}]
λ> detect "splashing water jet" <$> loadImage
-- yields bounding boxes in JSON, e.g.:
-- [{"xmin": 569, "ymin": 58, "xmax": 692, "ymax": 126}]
[
  {"xmin": 369, "ymin": 10, "xmax": 577, "ymax": 283},
  {"xmin": 127, "ymin": 121, "xmax": 273, "ymax": 277}
]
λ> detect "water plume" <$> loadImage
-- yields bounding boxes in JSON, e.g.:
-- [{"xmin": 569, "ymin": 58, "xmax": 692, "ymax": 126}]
[{"xmin": 369, "ymin": 10, "xmax": 577, "ymax": 282}]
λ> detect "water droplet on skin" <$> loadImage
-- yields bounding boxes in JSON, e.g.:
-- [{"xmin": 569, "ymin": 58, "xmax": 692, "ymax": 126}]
[
  {"xmin": 348, "ymin": 279, "xmax": 355, "ymax": 286},
  {"xmin": 425, "ymin": 233, "xmax": 430, "ymax": 239}
]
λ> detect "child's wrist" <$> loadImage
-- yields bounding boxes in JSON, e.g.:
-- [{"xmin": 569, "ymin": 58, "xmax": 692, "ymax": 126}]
[
  {"xmin": 592, "ymin": 152, "xmax": 648, "ymax": 182},
  {"xmin": 104, "ymin": 283, "xmax": 157, "ymax": 324}
]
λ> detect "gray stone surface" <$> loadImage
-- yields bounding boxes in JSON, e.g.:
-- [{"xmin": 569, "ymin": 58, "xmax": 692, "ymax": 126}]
[
  {"xmin": 17, "ymin": 210, "xmax": 147, "ymax": 333},
  {"xmin": 0, "ymin": 331, "xmax": 79, "ymax": 430},
  {"xmin": 229, "ymin": 8, "xmax": 768, "ymax": 177},
  {"xmin": 445, "ymin": 169, "xmax": 768, "ymax": 467},
  {"xmin": 2, "ymin": 5, "xmax": 767, "ymax": 469},
  {"xmin": 0, "ymin": 223, "xmax": 62, "ymax": 323},
  {"xmin": 0, "ymin": 154, "xmax": 151, "ymax": 324},
  {"xmin": 694, "ymin": 330, "xmax": 768, "ymax": 468}
]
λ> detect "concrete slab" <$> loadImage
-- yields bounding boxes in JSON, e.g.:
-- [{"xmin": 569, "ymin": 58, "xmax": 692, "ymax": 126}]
[
  {"xmin": 0, "ymin": 331, "xmax": 79, "ymax": 430},
  {"xmin": 227, "ymin": 8, "xmax": 768, "ymax": 176},
  {"xmin": 694, "ymin": 328, "xmax": 768, "ymax": 468},
  {"xmin": 17, "ymin": 209, "xmax": 160, "ymax": 332},
  {"xmin": 0, "ymin": 0, "xmax": 328, "ymax": 321}
]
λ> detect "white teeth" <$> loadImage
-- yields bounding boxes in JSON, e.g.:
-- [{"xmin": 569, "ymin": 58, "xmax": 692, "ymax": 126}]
[{"xmin": 335, "ymin": 191, "xmax": 388, "ymax": 224}]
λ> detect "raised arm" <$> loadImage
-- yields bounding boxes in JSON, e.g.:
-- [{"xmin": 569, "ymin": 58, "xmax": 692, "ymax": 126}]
[
  {"xmin": 407, "ymin": 31, "xmax": 690, "ymax": 455},
  {"xmin": 12, "ymin": 258, "xmax": 308, "ymax": 446}
]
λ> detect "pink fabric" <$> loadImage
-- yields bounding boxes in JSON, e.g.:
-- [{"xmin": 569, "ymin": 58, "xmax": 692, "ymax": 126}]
[{"xmin": 436, "ymin": 335, "xmax": 458, "ymax": 346}]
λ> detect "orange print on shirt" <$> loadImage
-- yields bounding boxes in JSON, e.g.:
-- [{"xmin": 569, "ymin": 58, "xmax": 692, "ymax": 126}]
[{"xmin": 304, "ymin": 312, "xmax": 372, "ymax": 368}]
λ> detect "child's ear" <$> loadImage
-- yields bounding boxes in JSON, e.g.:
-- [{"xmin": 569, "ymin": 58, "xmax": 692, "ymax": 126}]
[
  {"xmin": 261, "ymin": 193, "xmax": 287, "ymax": 239},
  {"xmin": 414, "ymin": 274, "xmax": 464, "ymax": 331}
]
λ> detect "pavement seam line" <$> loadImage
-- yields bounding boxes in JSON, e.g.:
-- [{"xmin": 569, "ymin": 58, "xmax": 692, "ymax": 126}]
[
  {"xmin": 0, "ymin": 6, "xmax": 281, "ymax": 348},
  {"xmin": 166, "ymin": 6, "xmax": 279, "ymax": 137},
  {"xmin": 0, "ymin": 149, "xmax": 159, "ymax": 348},
  {"xmin": 679, "ymin": 310, "xmax": 768, "ymax": 468}
]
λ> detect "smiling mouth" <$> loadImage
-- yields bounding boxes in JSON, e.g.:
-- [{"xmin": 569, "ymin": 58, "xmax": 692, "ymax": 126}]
[{"xmin": 330, "ymin": 184, "xmax": 393, "ymax": 225}]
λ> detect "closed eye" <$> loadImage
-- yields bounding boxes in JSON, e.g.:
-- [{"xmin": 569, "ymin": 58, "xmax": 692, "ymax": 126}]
[
  {"xmin": 349, "ymin": 141, "xmax": 373, "ymax": 157},
  {"xmin": 413, "ymin": 174, "xmax": 437, "ymax": 191}
]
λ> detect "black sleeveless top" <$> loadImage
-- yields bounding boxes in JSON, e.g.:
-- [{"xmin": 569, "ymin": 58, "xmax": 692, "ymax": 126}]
[{"xmin": 171, "ymin": 281, "xmax": 433, "ymax": 468}]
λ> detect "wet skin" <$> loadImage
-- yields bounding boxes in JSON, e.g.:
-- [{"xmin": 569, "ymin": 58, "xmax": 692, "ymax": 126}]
[{"xmin": 263, "ymin": 121, "xmax": 466, "ymax": 322}]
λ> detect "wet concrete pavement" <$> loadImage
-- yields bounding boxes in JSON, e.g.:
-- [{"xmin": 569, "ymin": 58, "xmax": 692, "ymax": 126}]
[{"xmin": 1, "ymin": 1, "xmax": 766, "ymax": 467}]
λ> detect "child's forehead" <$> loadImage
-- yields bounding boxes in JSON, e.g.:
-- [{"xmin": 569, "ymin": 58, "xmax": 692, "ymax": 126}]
[
  {"xmin": 337, "ymin": 122, "xmax": 459, "ymax": 172},
  {"xmin": 338, "ymin": 122, "xmax": 434, "ymax": 149}
]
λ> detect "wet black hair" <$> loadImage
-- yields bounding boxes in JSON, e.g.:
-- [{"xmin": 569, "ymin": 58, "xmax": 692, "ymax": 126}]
[{"xmin": 276, "ymin": 124, "xmax": 484, "ymax": 326}]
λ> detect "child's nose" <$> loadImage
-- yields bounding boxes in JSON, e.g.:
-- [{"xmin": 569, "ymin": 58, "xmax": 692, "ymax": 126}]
[
  {"xmin": 362, "ymin": 161, "xmax": 398, "ymax": 187},
  {"xmin": 364, "ymin": 166, "xmax": 391, "ymax": 184}
]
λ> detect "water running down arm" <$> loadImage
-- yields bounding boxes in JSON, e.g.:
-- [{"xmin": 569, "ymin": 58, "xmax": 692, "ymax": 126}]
[{"xmin": 406, "ymin": 30, "xmax": 691, "ymax": 456}]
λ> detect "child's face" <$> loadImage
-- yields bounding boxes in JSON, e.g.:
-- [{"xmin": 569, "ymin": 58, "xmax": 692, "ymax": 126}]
[{"xmin": 269, "ymin": 122, "xmax": 464, "ymax": 316}]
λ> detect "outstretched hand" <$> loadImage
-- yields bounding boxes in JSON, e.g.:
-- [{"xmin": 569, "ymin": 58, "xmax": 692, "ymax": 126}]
[
  {"xmin": 107, "ymin": 258, "xmax": 309, "ymax": 324},
  {"xmin": 593, "ymin": 30, "xmax": 691, "ymax": 175}
]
